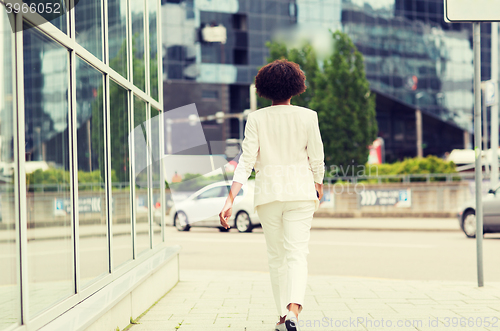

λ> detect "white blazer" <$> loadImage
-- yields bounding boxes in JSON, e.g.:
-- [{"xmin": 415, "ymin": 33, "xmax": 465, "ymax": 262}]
[{"xmin": 233, "ymin": 105, "xmax": 325, "ymax": 212}]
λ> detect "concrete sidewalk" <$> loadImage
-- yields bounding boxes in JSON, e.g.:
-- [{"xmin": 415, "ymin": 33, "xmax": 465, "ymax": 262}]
[
  {"xmin": 311, "ymin": 217, "xmax": 460, "ymax": 232},
  {"xmin": 128, "ymin": 269, "xmax": 500, "ymax": 331}
]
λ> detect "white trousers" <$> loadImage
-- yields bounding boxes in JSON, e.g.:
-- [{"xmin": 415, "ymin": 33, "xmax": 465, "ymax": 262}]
[{"xmin": 256, "ymin": 200, "xmax": 315, "ymax": 317}]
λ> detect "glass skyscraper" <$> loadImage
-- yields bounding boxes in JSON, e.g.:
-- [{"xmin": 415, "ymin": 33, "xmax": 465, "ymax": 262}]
[{"xmin": 161, "ymin": 0, "xmax": 495, "ymax": 160}]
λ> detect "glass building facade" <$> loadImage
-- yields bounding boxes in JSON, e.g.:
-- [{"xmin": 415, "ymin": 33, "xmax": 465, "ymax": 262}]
[
  {"xmin": 340, "ymin": 0, "xmax": 475, "ymax": 133},
  {"xmin": 160, "ymin": 0, "xmax": 498, "ymax": 159},
  {"xmin": 0, "ymin": 0, "xmax": 163, "ymax": 329}
]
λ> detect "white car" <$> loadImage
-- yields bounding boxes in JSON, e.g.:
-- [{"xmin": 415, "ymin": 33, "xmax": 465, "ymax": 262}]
[
  {"xmin": 167, "ymin": 180, "xmax": 260, "ymax": 232},
  {"xmin": 458, "ymin": 183, "xmax": 500, "ymax": 238}
]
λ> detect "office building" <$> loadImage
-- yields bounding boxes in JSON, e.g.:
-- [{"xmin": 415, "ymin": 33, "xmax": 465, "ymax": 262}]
[{"xmin": 161, "ymin": 0, "xmax": 495, "ymax": 162}]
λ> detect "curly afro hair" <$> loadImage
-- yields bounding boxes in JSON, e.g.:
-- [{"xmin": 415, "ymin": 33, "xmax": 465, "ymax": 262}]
[{"xmin": 254, "ymin": 59, "xmax": 307, "ymax": 102}]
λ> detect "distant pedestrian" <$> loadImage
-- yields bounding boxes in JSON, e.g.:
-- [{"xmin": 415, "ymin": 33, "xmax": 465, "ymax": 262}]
[
  {"xmin": 171, "ymin": 171, "xmax": 182, "ymax": 183},
  {"xmin": 219, "ymin": 59, "xmax": 325, "ymax": 331}
]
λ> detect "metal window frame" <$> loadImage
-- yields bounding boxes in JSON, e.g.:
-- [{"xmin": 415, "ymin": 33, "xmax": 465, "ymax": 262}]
[
  {"xmin": 5, "ymin": 0, "xmax": 166, "ymax": 328},
  {"xmin": 105, "ymin": 74, "xmax": 113, "ymax": 275},
  {"xmin": 2, "ymin": 7, "xmax": 20, "ymax": 329},
  {"xmin": 146, "ymin": 103, "xmax": 153, "ymax": 250},
  {"xmin": 70, "ymin": 55, "xmax": 111, "ymax": 290},
  {"xmin": 144, "ymin": 0, "xmax": 153, "ymax": 250},
  {"xmin": 4, "ymin": 13, "xmax": 23, "ymax": 331},
  {"xmin": 12, "ymin": 8, "xmax": 27, "ymax": 329},
  {"xmin": 130, "ymin": 91, "xmax": 137, "ymax": 261},
  {"xmin": 156, "ymin": 0, "xmax": 165, "ymax": 243},
  {"xmin": 16, "ymin": 4, "xmax": 162, "ymax": 110},
  {"xmin": 13, "ymin": 11, "xmax": 29, "ymax": 327},
  {"xmin": 68, "ymin": 0, "xmax": 79, "ymax": 296}
]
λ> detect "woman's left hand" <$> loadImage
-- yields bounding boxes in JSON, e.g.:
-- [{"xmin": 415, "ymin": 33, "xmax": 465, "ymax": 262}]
[
  {"xmin": 315, "ymin": 182, "xmax": 324, "ymax": 200},
  {"xmin": 219, "ymin": 201, "xmax": 233, "ymax": 229}
]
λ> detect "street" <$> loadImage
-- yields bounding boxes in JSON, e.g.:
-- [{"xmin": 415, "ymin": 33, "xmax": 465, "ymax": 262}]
[{"xmin": 165, "ymin": 223, "xmax": 500, "ymax": 282}]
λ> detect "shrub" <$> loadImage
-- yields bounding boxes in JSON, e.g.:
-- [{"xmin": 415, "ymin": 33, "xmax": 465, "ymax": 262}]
[
  {"xmin": 27, "ymin": 168, "xmax": 119, "ymax": 191},
  {"xmin": 362, "ymin": 156, "xmax": 457, "ymax": 183}
]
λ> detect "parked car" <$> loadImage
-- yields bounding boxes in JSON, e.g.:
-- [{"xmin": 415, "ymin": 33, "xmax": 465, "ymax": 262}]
[
  {"xmin": 458, "ymin": 183, "xmax": 500, "ymax": 238},
  {"xmin": 167, "ymin": 180, "xmax": 260, "ymax": 232}
]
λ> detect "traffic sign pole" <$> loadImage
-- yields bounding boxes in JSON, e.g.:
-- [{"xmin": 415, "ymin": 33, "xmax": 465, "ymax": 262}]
[
  {"xmin": 444, "ymin": 0, "xmax": 500, "ymax": 289},
  {"xmin": 482, "ymin": 88, "xmax": 489, "ymax": 175},
  {"xmin": 473, "ymin": 22, "xmax": 484, "ymax": 287},
  {"xmin": 491, "ymin": 22, "xmax": 499, "ymax": 189}
]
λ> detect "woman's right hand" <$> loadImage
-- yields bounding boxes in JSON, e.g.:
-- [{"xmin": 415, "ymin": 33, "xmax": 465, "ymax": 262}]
[
  {"xmin": 219, "ymin": 200, "xmax": 233, "ymax": 229},
  {"xmin": 315, "ymin": 182, "xmax": 323, "ymax": 200}
]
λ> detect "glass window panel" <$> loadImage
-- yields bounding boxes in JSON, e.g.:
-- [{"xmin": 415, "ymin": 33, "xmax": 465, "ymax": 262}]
[
  {"xmin": 150, "ymin": 108, "xmax": 162, "ymax": 247},
  {"xmin": 23, "ymin": 24, "xmax": 73, "ymax": 317},
  {"xmin": 134, "ymin": 97, "xmax": 149, "ymax": 255},
  {"xmin": 75, "ymin": 57, "xmax": 108, "ymax": 287},
  {"xmin": 109, "ymin": 80, "xmax": 132, "ymax": 268},
  {"xmin": 132, "ymin": 0, "xmax": 146, "ymax": 91},
  {"xmin": 75, "ymin": 0, "xmax": 103, "ymax": 60},
  {"xmin": 149, "ymin": 0, "xmax": 159, "ymax": 100},
  {"xmin": 0, "ymin": 7, "xmax": 20, "ymax": 330},
  {"xmin": 108, "ymin": 0, "xmax": 128, "ymax": 77},
  {"xmin": 24, "ymin": 0, "xmax": 67, "ymax": 34}
]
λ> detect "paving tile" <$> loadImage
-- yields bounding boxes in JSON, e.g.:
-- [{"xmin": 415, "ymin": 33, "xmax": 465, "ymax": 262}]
[{"xmin": 128, "ymin": 270, "xmax": 500, "ymax": 331}]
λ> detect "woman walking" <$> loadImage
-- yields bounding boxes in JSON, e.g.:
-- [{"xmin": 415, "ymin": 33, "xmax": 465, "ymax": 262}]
[{"xmin": 219, "ymin": 59, "xmax": 325, "ymax": 331}]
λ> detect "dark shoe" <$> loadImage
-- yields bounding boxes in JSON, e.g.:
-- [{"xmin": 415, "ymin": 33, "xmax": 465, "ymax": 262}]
[{"xmin": 284, "ymin": 311, "xmax": 300, "ymax": 331}]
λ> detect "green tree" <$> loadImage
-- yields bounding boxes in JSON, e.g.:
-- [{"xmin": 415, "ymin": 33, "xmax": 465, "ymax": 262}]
[
  {"xmin": 311, "ymin": 31, "xmax": 377, "ymax": 167},
  {"xmin": 260, "ymin": 32, "xmax": 378, "ymax": 168}
]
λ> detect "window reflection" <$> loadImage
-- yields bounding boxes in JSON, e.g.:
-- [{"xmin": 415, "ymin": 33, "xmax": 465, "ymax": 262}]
[
  {"xmin": 75, "ymin": 0, "xmax": 103, "ymax": 60},
  {"xmin": 75, "ymin": 57, "xmax": 108, "ymax": 287},
  {"xmin": 149, "ymin": 0, "xmax": 159, "ymax": 100},
  {"xmin": 134, "ymin": 97, "xmax": 149, "ymax": 255},
  {"xmin": 23, "ymin": 23, "xmax": 73, "ymax": 317},
  {"xmin": 0, "ymin": 7, "xmax": 19, "ymax": 330},
  {"xmin": 27, "ymin": 0, "xmax": 68, "ymax": 34},
  {"xmin": 132, "ymin": 0, "xmax": 146, "ymax": 91},
  {"xmin": 109, "ymin": 0, "xmax": 128, "ymax": 77},
  {"xmin": 162, "ymin": 1, "xmax": 197, "ymax": 80},
  {"xmin": 109, "ymin": 80, "xmax": 132, "ymax": 268}
]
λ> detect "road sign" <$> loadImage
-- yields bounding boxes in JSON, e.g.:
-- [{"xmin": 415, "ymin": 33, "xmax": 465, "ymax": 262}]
[
  {"xmin": 54, "ymin": 197, "xmax": 102, "ymax": 216},
  {"xmin": 359, "ymin": 189, "xmax": 411, "ymax": 207},
  {"xmin": 444, "ymin": 0, "xmax": 500, "ymax": 22}
]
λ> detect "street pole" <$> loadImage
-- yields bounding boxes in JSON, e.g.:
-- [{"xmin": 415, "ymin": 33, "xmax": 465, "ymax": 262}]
[
  {"xmin": 491, "ymin": 22, "xmax": 499, "ymax": 188},
  {"xmin": 482, "ymin": 88, "xmax": 490, "ymax": 175},
  {"xmin": 473, "ymin": 22, "xmax": 484, "ymax": 287},
  {"xmin": 416, "ymin": 109, "xmax": 423, "ymax": 157}
]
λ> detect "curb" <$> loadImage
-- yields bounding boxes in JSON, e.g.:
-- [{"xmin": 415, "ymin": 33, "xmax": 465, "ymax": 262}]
[
  {"xmin": 313, "ymin": 212, "xmax": 457, "ymax": 218},
  {"xmin": 310, "ymin": 226, "xmax": 461, "ymax": 232}
]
